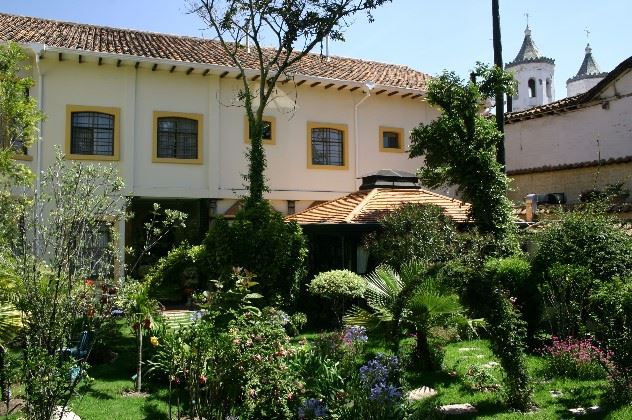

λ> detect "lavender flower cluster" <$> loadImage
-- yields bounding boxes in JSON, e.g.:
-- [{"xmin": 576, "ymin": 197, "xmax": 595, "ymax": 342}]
[
  {"xmin": 298, "ymin": 398, "xmax": 328, "ymax": 419},
  {"xmin": 359, "ymin": 354, "xmax": 402, "ymax": 402},
  {"xmin": 342, "ymin": 325, "xmax": 368, "ymax": 345}
]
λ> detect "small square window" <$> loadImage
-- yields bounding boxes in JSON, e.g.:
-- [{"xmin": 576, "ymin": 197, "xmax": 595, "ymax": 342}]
[
  {"xmin": 379, "ymin": 127, "xmax": 405, "ymax": 152},
  {"xmin": 244, "ymin": 116, "xmax": 276, "ymax": 145}
]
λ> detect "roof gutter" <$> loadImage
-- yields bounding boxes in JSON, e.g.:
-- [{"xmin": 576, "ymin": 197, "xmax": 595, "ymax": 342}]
[{"xmin": 354, "ymin": 82, "xmax": 374, "ymax": 187}]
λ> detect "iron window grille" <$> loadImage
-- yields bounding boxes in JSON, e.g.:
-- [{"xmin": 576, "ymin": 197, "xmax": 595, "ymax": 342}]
[
  {"xmin": 311, "ymin": 127, "xmax": 344, "ymax": 166},
  {"xmin": 157, "ymin": 117, "xmax": 198, "ymax": 159},
  {"xmin": 71, "ymin": 112, "xmax": 115, "ymax": 156}
]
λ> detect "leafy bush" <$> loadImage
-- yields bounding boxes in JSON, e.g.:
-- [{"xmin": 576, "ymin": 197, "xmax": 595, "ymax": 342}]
[
  {"xmin": 309, "ymin": 269, "xmax": 365, "ymax": 324},
  {"xmin": 203, "ymin": 201, "xmax": 308, "ymax": 307},
  {"xmin": 590, "ymin": 278, "xmax": 632, "ymax": 403},
  {"xmin": 532, "ymin": 207, "xmax": 632, "ymax": 282},
  {"xmin": 541, "ymin": 336, "xmax": 610, "ymax": 380},
  {"xmin": 364, "ymin": 203, "xmax": 458, "ymax": 269},
  {"xmin": 540, "ymin": 264, "xmax": 595, "ymax": 338}
]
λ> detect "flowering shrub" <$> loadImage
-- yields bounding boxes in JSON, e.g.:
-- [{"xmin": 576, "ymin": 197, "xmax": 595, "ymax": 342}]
[
  {"xmin": 298, "ymin": 398, "xmax": 328, "ymax": 419},
  {"xmin": 359, "ymin": 354, "xmax": 402, "ymax": 403},
  {"xmin": 542, "ymin": 336, "xmax": 612, "ymax": 379},
  {"xmin": 342, "ymin": 325, "xmax": 368, "ymax": 345}
]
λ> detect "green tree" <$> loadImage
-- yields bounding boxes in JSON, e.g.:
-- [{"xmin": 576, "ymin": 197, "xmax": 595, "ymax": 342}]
[
  {"xmin": 0, "ymin": 42, "xmax": 44, "ymax": 239},
  {"xmin": 364, "ymin": 203, "xmax": 458, "ymax": 270},
  {"xmin": 409, "ymin": 64, "xmax": 515, "ymax": 241},
  {"xmin": 189, "ymin": 0, "xmax": 392, "ymax": 206}
]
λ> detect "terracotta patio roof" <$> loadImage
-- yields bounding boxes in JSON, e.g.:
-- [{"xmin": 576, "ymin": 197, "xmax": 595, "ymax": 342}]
[
  {"xmin": 286, "ymin": 188, "xmax": 471, "ymax": 225},
  {"xmin": 0, "ymin": 12, "xmax": 430, "ymax": 92}
]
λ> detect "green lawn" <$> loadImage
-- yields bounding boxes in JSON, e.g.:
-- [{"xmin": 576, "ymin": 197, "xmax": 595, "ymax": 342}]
[{"xmin": 53, "ymin": 333, "xmax": 632, "ymax": 419}]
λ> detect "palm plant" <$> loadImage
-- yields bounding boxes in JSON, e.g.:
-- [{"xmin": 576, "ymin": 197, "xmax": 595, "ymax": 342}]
[{"xmin": 344, "ymin": 261, "xmax": 462, "ymax": 371}]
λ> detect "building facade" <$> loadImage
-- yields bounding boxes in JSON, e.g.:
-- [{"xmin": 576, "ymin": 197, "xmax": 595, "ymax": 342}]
[{"xmin": 0, "ymin": 13, "xmax": 436, "ymax": 270}]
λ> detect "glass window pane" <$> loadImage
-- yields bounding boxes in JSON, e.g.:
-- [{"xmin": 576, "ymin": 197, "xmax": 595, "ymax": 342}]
[
  {"xmin": 71, "ymin": 112, "xmax": 114, "ymax": 156},
  {"xmin": 311, "ymin": 127, "xmax": 343, "ymax": 166},
  {"xmin": 157, "ymin": 117, "xmax": 198, "ymax": 159}
]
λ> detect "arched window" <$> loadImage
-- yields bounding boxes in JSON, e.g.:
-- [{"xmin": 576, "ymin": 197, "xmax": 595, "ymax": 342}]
[
  {"xmin": 70, "ymin": 111, "xmax": 115, "ymax": 156},
  {"xmin": 308, "ymin": 122, "xmax": 347, "ymax": 168},
  {"xmin": 546, "ymin": 79, "xmax": 552, "ymax": 99},
  {"xmin": 153, "ymin": 111, "xmax": 203, "ymax": 163},
  {"xmin": 528, "ymin": 79, "xmax": 536, "ymax": 98}
]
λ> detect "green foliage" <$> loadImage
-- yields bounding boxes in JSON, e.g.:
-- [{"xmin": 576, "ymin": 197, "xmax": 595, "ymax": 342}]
[
  {"xmin": 309, "ymin": 269, "xmax": 366, "ymax": 300},
  {"xmin": 478, "ymin": 260, "xmax": 534, "ymax": 411},
  {"xmin": 532, "ymin": 207, "xmax": 632, "ymax": 282},
  {"xmin": 309, "ymin": 269, "xmax": 365, "ymax": 325},
  {"xmin": 150, "ymin": 308, "xmax": 299, "ymax": 418},
  {"xmin": 3, "ymin": 151, "xmax": 126, "ymax": 419},
  {"xmin": 409, "ymin": 63, "xmax": 516, "ymax": 242},
  {"xmin": 203, "ymin": 201, "xmax": 308, "ymax": 307},
  {"xmin": 364, "ymin": 203, "xmax": 458, "ymax": 269},
  {"xmin": 345, "ymin": 262, "xmax": 462, "ymax": 371},
  {"xmin": 589, "ymin": 277, "xmax": 632, "ymax": 403}
]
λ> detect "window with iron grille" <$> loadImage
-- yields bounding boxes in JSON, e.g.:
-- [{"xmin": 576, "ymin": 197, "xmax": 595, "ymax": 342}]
[
  {"xmin": 311, "ymin": 127, "xmax": 344, "ymax": 166},
  {"xmin": 71, "ymin": 112, "xmax": 115, "ymax": 156},
  {"xmin": 157, "ymin": 117, "xmax": 198, "ymax": 159}
]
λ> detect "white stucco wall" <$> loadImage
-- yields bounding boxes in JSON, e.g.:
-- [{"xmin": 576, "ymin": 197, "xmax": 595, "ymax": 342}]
[
  {"xmin": 25, "ymin": 52, "xmax": 431, "ymax": 205},
  {"xmin": 505, "ymin": 68, "xmax": 632, "ymax": 201},
  {"xmin": 566, "ymin": 76, "xmax": 604, "ymax": 97}
]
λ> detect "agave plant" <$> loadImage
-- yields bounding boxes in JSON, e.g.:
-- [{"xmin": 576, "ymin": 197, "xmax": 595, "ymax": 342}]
[{"xmin": 344, "ymin": 261, "xmax": 462, "ymax": 371}]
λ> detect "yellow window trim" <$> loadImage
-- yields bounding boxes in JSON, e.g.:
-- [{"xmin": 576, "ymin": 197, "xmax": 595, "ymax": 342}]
[
  {"xmin": 152, "ymin": 111, "xmax": 204, "ymax": 165},
  {"xmin": 65, "ymin": 105, "xmax": 121, "ymax": 161},
  {"xmin": 379, "ymin": 126, "xmax": 405, "ymax": 153},
  {"xmin": 306, "ymin": 121, "xmax": 349, "ymax": 170},
  {"xmin": 243, "ymin": 115, "xmax": 276, "ymax": 145},
  {"xmin": 12, "ymin": 153, "xmax": 33, "ymax": 161}
]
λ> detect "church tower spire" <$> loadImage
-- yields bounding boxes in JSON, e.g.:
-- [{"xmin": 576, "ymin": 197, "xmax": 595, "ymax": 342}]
[
  {"xmin": 566, "ymin": 43, "xmax": 608, "ymax": 96},
  {"xmin": 505, "ymin": 24, "xmax": 555, "ymax": 112}
]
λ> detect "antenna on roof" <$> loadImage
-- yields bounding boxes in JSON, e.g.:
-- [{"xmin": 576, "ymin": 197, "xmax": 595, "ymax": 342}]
[
  {"xmin": 584, "ymin": 27, "xmax": 591, "ymax": 42},
  {"xmin": 524, "ymin": 12, "xmax": 530, "ymax": 28}
]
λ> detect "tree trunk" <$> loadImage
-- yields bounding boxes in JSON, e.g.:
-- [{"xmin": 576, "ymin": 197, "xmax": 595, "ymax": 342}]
[
  {"xmin": 492, "ymin": 0, "xmax": 506, "ymax": 168},
  {"xmin": 415, "ymin": 327, "xmax": 433, "ymax": 372},
  {"xmin": 246, "ymin": 118, "xmax": 267, "ymax": 207},
  {"xmin": 136, "ymin": 321, "xmax": 143, "ymax": 392}
]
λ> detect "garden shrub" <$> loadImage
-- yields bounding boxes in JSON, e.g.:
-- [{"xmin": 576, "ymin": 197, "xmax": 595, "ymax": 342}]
[
  {"xmin": 308, "ymin": 269, "xmax": 365, "ymax": 324},
  {"xmin": 539, "ymin": 264, "xmax": 595, "ymax": 338},
  {"xmin": 144, "ymin": 243, "xmax": 206, "ymax": 302},
  {"xmin": 589, "ymin": 277, "xmax": 632, "ymax": 404},
  {"xmin": 364, "ymin": 203, "xmax": 458, "ymax": 269},
  {"xmin": 203, "ymin": 201, "xmax": 308, "ymax": 307},
  {"xmin": 532, "ymin": 207, "xmax": 632, "ymax": 282},
  {"xmin": 541, "ymin": 336, "xmax": 610, "ymax": 380}
]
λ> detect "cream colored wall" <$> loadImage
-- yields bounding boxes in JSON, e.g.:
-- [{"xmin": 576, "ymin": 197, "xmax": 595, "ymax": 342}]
[
  {"xmin": 26, "ymin": 54, "xmax": 432, "ymax": 206},
  {"xmin": 214, "ymin": 78, "xmax": 430, "ymax": 201},
  {"xmin": 505, "ymin": 71, "xmax": 632, "ymax": 173}
]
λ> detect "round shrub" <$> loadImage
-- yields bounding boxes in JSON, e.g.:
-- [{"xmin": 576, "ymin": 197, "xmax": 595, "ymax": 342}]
[
  {"xmin": 308, "ymin": 270, "xmax": 366, "ymax": 300},
  {"xmin": 309, "ymin": 269, "xmax": 366, "ymax": 325}
]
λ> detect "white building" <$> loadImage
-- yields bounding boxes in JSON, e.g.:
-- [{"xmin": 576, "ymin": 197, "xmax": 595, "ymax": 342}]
[
  {"xmin": 505, "ymin": 26, "xmax": 556, "ymax": 112},
  {"xmin": 0, "ymin": 12, "xmax": 436, "ymax": 268},
  {"xmin": 505, "ymin": 56, "xmax": 632, "ymax": 205}
]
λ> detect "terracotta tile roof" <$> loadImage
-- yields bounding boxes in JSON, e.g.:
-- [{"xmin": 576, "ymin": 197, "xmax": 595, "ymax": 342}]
[
  {"xmin": 507, "ymin": 155, "xmax": 632, "ymax": 176},
  {"xmin": 506, "ymin": 55, "xmax": 632, "ymax": 123},
  {"xmin": 0, "ymin": 12, "xmax": 429, "ymax": 91},
  {"xmin": 286, "ymin": 188, "xmax": 471, "ymax": 224}
]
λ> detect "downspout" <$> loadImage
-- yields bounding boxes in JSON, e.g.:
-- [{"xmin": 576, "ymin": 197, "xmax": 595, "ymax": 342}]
[
  {"xmin": 353, "ymin": 82, "xmax": 374, "ymax": 185},
  {"xmin": 30, "ymin": 43, "xmax": 46, "ymax": 256}
]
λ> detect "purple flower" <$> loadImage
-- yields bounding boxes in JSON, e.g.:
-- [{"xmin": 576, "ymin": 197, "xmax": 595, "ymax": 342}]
[
  {"xmin": 370, "ymin": 382, "xmax": 402, "ymax": 402},
  {"xmin": 298, "ymin": 398, "xmax": 327, "ymax": 419},
  {"xmin": 343, "ymin": 325, "xmax": 368, "ymax": 345}
]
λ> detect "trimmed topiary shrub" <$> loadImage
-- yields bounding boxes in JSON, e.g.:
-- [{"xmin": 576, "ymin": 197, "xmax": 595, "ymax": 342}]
[
  {"xmin": 309, "ymin": 269, "xmax": 366, "ymax": 325},
  {"xmin": 203, "ymin": 201, "xmax": 308, "ymax": 307}
]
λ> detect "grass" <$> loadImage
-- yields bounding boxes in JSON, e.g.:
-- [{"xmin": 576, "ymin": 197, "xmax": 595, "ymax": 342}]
[
  {"xmin": 69, "ymin": 322, "xmax": 170, "ymax": 419},
  {"xmin": 403, "ymin": 339, "xmax": 632, "ymax": 419}
]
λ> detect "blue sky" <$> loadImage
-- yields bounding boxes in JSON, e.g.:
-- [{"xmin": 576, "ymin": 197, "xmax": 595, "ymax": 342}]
[{"xmin": 2, "ymin": 0, "xmax": 630, "ymax": 98}]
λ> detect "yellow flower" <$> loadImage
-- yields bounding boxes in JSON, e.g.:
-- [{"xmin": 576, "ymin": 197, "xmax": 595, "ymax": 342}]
[{"xmin": 150, "ymin": 336, "xmax": 159, "ymax": 347}]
